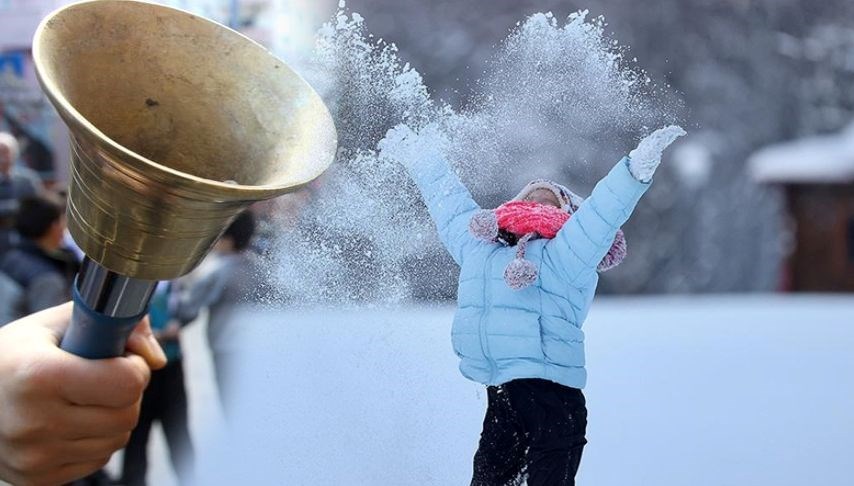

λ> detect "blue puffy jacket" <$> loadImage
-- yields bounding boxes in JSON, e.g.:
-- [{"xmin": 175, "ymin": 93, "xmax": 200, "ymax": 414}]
[{"xmin": 407, "ymin": 155, "xmax": 650, "ymax": 389}]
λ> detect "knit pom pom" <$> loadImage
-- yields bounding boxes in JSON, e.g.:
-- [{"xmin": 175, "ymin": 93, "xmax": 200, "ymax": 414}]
[
  {"xmin": 504, "ymin": 258, "xmax": 538, "ymax": 290},
  {"xmin": 597, "ymin": 229, "xmax": 627, "ymax": 272},
  {"xmin": 469, "ymin": 209, "xmax": 499, "ymax": 241}
]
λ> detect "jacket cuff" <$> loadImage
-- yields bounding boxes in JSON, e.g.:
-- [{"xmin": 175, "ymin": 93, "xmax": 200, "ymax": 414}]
[
  {"xmin": 614, "ymin": 156, "xmax": 652, "ymax": 198},
  {"xmin": 622, "ymin": 155, "xmax": 654, "ymax": 185}
]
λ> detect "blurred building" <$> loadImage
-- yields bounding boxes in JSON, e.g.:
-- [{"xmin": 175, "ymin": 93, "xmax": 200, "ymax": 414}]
[
  {"xmin": 0, "ymin": 0, "xmax": 333, "ymax": 186},
  {"xmin": 750, "ymin": 124, "xmax": 854, "ymax": 292},
  {"xmin": 0, "ymin": 0, "xmax": 71, "ymax": 183},
  {"xmin": 0, "ymin": 0, "xmax": 63, "ymax": 49}
]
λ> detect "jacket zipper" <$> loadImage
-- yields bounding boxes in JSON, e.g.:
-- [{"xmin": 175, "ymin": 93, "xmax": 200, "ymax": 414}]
[{"xmin": 479, "ymin": 249, "xmax": 498, "ymax": 384}]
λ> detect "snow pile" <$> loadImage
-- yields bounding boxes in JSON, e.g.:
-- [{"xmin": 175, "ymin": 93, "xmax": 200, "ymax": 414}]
[{"xmin": 264, "ymin": 4, "xmax": 673, "ymax": 305}]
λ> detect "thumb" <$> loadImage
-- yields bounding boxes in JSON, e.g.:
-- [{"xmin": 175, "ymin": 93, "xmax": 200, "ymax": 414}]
[{"xmin": 125, "ymin": 316, "xmax": 167, "ymax": 370}]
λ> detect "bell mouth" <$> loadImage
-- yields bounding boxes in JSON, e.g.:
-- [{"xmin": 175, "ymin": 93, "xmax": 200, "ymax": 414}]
[{"xmin": 33, "ymin": 0, "xmax": 337, "ymax": 197}]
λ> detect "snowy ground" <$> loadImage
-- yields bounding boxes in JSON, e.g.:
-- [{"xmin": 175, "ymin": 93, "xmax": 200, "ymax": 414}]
[{"xmin": 129, "ymin": 295, "xmax": 853, "ymax": 486}]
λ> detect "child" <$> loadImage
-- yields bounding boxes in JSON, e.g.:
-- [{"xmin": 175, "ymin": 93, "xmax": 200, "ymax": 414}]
[{"xmin": 379, "ymin": 124, "xmax": 685, "ymax": 486}]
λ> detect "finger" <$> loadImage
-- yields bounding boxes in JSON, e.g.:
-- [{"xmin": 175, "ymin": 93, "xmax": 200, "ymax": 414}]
[
  {"xmin": 55, "ymin": 353, "xmax": 151, "ymax": 408},
  {"xmin": 0, "ymin": 413, "xmax": 134, "ymax": 477},
  {"xmin": 34, "ymin": 458, "xmax": 111, "ymax": 486},
  {"xmin": 57, "ymin": 402, "xmax": 141, "ymax": 440},
  {"xmin": 61, "ymin": 433, "xmax": 131, "ymax": 464},
  {"xmin": 4, "ymin": 302, "xmax": 74, "ymax": 344},
  {"xmin": 125, "ymin": 317, "xmax": 167, "ymax": 370}
]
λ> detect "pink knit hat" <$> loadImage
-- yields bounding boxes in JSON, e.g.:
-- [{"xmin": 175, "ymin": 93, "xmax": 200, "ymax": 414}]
[{"xmin": 469, "ymin": 179, "xmax": 627, "ymax": 290}]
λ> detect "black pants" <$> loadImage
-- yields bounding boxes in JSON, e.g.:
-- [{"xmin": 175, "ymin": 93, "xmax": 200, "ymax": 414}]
[
  {"xmin": 121, "ymin": 360, "xmax": 194, "ymax": 486},
  {"xmin": 471, "ymin": 379, "xmax": 587, "ymax": 486}
]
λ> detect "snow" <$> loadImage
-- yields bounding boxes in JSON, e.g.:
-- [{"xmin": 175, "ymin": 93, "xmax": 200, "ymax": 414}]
[
  {"xmin": 748, "ymin": 123, "xmax": 854, "ymax": 183},
  {"xmin": 194, "ymin": 295, "xmax": 854, "ymax": 486},
  {"xmin": 264, "ymin": 5, "xmax": 672, "ymax": 305}
]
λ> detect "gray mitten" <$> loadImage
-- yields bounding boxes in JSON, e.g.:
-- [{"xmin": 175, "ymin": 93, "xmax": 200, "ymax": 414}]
[{"xmin": 628, "ymin": 125, "xmax": 687, "ymax": 182}]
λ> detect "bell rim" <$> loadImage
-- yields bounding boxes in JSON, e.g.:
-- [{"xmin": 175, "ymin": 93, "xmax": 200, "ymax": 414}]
[{"xmin": 32, "ymin": 0, "xmax": 337, "ymax": 200}]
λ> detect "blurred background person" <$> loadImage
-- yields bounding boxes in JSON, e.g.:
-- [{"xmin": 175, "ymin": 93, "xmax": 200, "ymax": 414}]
[
  {"xmin": 119, "ymin": 282, "xmax": 195, "ymax": 486},
  {"xmin": 3, "ymin": 109, "xmax": 55, "ymax": 182},
  {"xmin": 0, "ymin": 194, "xmax": 78, "ymax": 317},
  {"xmin": 0, "ymin": 270, "xmax": 22, "ymax": 326},
  {"xmin": 174, "ymin": 209, "xmax": 257, "ymax": 417},
  {"xmin": 0, "ymin": 131, "xmax": 43, "ymax": 256}
]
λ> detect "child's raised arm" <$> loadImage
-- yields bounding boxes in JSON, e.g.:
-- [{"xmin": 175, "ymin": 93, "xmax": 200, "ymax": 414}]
[
  {"xmin": 379, "ymin": 124, "xmax": 482, "ymax": 265},
  {"xmin": 544, "ymin": 126, "xmax": 685, "ymax": 286}
]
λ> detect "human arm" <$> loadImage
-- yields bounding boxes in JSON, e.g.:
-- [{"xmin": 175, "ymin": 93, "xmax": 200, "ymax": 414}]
[
  {"xmin": 545, "ymin": 126, "xmax": 685, "ymax": 284},
  {"xmin": 378, "ymin": 124, "xmax": 482, "ymax": 265},
  {"xmin": 173, "ymin": 264, "xmax": 228, "ymax": 325},
  {"xmin": 0, "ymin": 303, "xmax": 166, "ymax": 485}
]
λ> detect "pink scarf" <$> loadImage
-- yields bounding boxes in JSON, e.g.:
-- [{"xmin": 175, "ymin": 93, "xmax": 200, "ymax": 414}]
[{"xmin": 494, "ymin": 200, "xmax": 570, "ymax": 239}]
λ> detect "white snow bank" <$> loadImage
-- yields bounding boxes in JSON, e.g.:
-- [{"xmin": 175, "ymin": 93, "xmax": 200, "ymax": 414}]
[
  {"xmin": 749, "ymin": 123, "xmax": 854, "ymax": 183},
  {"xmin": 196, "ymin": 295, "xmax": 854, "ymax": 486}
]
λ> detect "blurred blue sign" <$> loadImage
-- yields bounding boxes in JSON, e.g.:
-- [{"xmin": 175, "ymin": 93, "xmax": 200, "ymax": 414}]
[{"xmin": 0, "ymin": 51, "xmax": 25, "ymax": 77}]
